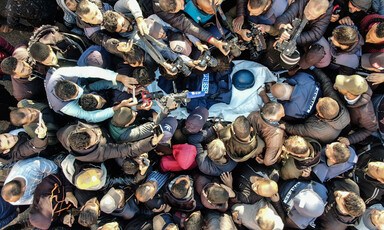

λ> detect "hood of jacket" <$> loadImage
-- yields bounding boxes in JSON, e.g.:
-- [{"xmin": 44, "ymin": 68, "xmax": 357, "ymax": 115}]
[{"xmin": 346, "ymin": 87, "xmax": 372, "ymax": 109}]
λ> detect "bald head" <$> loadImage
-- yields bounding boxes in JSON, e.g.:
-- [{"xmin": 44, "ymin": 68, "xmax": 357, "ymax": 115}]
[
  {"xmin": 271, "ymin": 83, "xmax": 293, "ymax": 100},
  {"xmin": 252, "ymin": 178, "xmax": 278, "ymax": 197}
]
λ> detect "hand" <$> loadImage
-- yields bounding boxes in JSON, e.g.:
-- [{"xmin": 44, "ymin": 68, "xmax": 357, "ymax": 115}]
[
  {"xmin": 232, "ymin": 16, "xmax": 245, "ymax": 33},
  {"xmin": 195, "ymin": 41, "xmax": 209, "ymax": 53},
  {"xmin": 331, "ymin": 14, "xmax": 340, "ymax": 22},
  {"xmin": 339, "ymin": 16, "xmax": 354, "ymax": 25},
  {"xmin": 152, "ymin": 204, "xmax": 167, "ymax": 213},
  {"xmin": 191, "ymin": 60, "xmax": 208, "ymax": 71},
  {"xmin": 162, "ymin": 62, "xmax": 178, "ymax": 76},
  {"xmin": 35, "ymin": 119, "xmax": 47, "ymax": 139},
  {"xmin": 220, "ymin": 172, "xmax": 233, "ymax": 189},
  {"xmin": 270, "ymin": 193, "xmax": 280, "ymax": 202},
  {"xmin": 63, "ymin": 213, "xmax": 75, "ymax": 227},
  {"xmin": 120, "ymin": 98, "xmax": 138, "ymax": 107},
  {"xmin": 232, "ymin": 211, "xmax": 242, "ymax": 225},
  {"xmin": 117, "ymin": 39, "xmax": 134, "ymax": 53},
  {"xmin": 256, "ymin": 155, "xmax": 264, "ymax": 164},
  {"xmin": 211, "ymin": 38, "xmax": 230, "ymax": 56},
  {"xmin": 278, "ymin": 24, "xmax": 293, "ymax": 41},
  {"xmin": 116, "ymin": 74, "xmax": 138, "ymax": 88},
  {"xmin": 367, "ymin": 73, "xmax": 384, "ymax": 85},
  {"xmin": 151, "ymin": 133, "xmax": 165, "ymax": 146},
  {"xmin": 136, "ymin": 17, "xmax": 149, "ymax": 35},
  {"xmin": 137, "ymin": 157, "xmax": 150, "ymax": 175},
  {"xmin": 338, "ymin": 137, "xmax": 351, "ymax": 145},
  {"xmin": 65, "ymin": 192, "xmax": 78, "ymax": 208},
  {"xmin": 239, "ymin": 29, "xmax": 252, "ymax": 42},
  {"xmin": 0, "ymin": 24, "xmax": 13, "ymax": 33},
  {"xmin": 301, "ymin": 167, "xmax": 312, "ymax": 177},
  {"xmin": 255, "ymin": 24, "xmax": 271, "ymax": 34},
  {"xmin": 164, "ymin": 97, "xmax": 179, "ymax": 110},
  {"xmin": 137, "ymin": 100, "xmax": 153, "ymax": 110}
]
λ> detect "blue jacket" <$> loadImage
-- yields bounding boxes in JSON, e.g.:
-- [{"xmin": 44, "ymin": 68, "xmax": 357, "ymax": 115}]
[
  {"xmin": 280, "ymin": 72, "xmax": 322, "ymax": 120},
  {"xmin": 247, "ymin": 0, "xmax": 288, "ymax": 25}
]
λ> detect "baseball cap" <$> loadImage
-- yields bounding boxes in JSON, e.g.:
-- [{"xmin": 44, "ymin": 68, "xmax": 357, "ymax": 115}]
[
  {"xmin": 75, "ymin": 168, "xmax": 102, "ymax": 190},
  {"xmin": 100, "ymin": 188, "xmax": 124, "ymax": 214},
  {"xmin": 361, "ymin": 53, "xmax": 384, "ymax": 72},
  {"xmin": 185, "ymin": 106, "xmax": 209, "ymax": 134},
  {"xmin": 160, "ymin": 116, "xmax": 178, "ymax": 143},
  {"xmin": 334, "ymin": 74, "xmax": 368, "ymax": 95}
]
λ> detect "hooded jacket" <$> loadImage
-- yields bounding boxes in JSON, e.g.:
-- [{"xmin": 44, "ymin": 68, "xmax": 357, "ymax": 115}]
[
  {"xmin": 359, "ymin": 14, "xmax": 384, "ymax": 53},
  {"xmin": 285, "ymin": 68, "xmax": 351, "ymax": 144},
  {"xmin": 163, "ymin": 175, "xmax": 197, "ymax": 212},
  {"xmin": 56, "ymin": 0, "xmax": 78, "ymax": 27},
  {"xmin": 330, "ymin": 25, "xmax": 365, "ymax": 59},
  {"xmin": 344, "ymin": 87, "xmax": 378, "ymax": 145},
  {"xmin": 57, "ymin": 121, "xmax": 155, "ymax": 163}
]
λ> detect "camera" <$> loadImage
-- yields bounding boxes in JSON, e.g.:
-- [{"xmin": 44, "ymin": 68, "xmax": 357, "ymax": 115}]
[
  {"xmin": 170, "ymin": 57, "xmax": 192, "ymax": 76},
  {"xmin": 245, "ymin": 26, "xmax": 267, "ymax": 60},
  {"xmin": 199, "ymin": 50, "xmax": 218, "ymax": 67}
]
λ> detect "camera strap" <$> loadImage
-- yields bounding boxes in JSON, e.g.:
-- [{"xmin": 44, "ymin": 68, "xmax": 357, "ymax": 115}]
[{"xmin": 212, "ymin": 2, "xmax": 226, "ymax": 39}]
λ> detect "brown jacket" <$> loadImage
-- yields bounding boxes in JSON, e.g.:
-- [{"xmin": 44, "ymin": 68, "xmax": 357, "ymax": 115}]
[{"xmin": 247, "ymin": 111, "xmax": 286, "ymax": 166}]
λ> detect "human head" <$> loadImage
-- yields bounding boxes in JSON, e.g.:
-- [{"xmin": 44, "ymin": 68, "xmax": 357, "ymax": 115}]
[
  {"xmin": 366, "ymin": 22, "xmax": 384, "ymax": 44},
  {"xmin": 1, "ymin": 180, "xmax": 25, "ymax": 203},
  {"xmin": 29, "ymin": 42, "xmax": 58, "ymax": 66},
  {"xmin": 77, "ymin": 0, "xmax": 103, "ymax": 25},
  {"xmin": 251, "ymin": 178, "xmax": 278, "ymax": 197},
  {"xmin": 171, "ymin": 175, "xmax": 191, "ymax": 199},
  {"xmin": 10, "ymin": 107, "xmax": 40, "ymax": 126},
  {"xmin": 331, "ymin": 26, "xmax": 359, "ymax": 50},
  {"xmin": 134, "ymin": 67, "xmax": 155, "ymax": 87},
  {"xmin": 100, "ymin": 188, "xmax": 125, "ymax": 214},
  {"xmin": 102, "ymin": 11, "xmax": 134, "ymax": 33},
  {"xmin": 79, "ymin": 197, "xmax": 100, "ymax": 227},
  {"xmin": 366, "ymin": 161, "xmax": 384, "ymax": 183},
  {"xmin": 195, "ymin": 0, "xmax": 216, "ymax": 15},
  {"xmin": 111, "ymin": 107, "xmax": 136, "ymax": 127},
  {"xmin": 232, "ymin": 116, "xmax": 251, "ymax": 140},
  {"xmin": 68, "ymin": 128, "xmax": 101, "ymax": 151},
  {"xmin": 206, "ymin": 184, "xmax": 229, "ymax": 204},
  {"xmin": 122, "ymin": 44, "xmax": 145, "ymax": 67},
  {"xmin": 371, "ymin": 209, "xmax": 384, "ymax": 229},
  {"xmin": 271, "ymin": 83, "xmax": 294, "ymax": 101},
  {"xmin": 135, "ymin": 181, "xmax": 158, "ymax": 202},
  {"xmin": 293, "ymin": 189, "xmax": 325, "ymax": 218},
  {"xmin": 98, "ymin": 222, "xmax": 120, "ymax": 230},
  {"xmin": 211, "ymin": 49, "xmax": 231, "ymax": 73},
  {"xmin": 255, "ymin": 205, "xmax": 276, "ymax": 230},
  {"xmin": 248, "ymin": 0, "xmax": 271, "ymax": 16},
  {"xmin": 334, "ymin": 191, "xmax": 365, "ymax": 217},
  {"xmin": 333, "ymin": 74, "xmax": 368, "ymax": 97},
  {"xmin": 164, "ymin": 224, "xmax": 179, "ymax": 230},
  {"xmin": 325, "ymin": 142, "xmax": 350, "ymax": 166},
  {"xmin": 168, "ymin": 32, "xmax": 192, "ymax": 56},
  {"xmin": 79, "ymin": 94, "xmax": 107, "ymax": 111},
  {"xmin": 0, "ymin": 133, "xmax": 19, "ymax": 154},
  {"xmin": 283, "ymin": 135, "xmax": 310, "ymax": 157},
  {"xmin": 1, "ymin": 57, "xmax": 32, "ymax": 77},
  {"xmin": 145, "ymin": 18, "xmax": 167, "ymax": 39},
  {"xmin": 261, "ymin": 102, "xmax": 285, "ymax": 121},
  {"xmin": 361, "ymin": 52, "xmax": 384, "ymax": 72},
  {"xmin": 303, "ymin": 0, "xmax": 329, "ymax": 20},
  {"xmin": 184, "ymin": 211, "xmax": 204, "ymax": 230},
  {"xmin": 122, "ymin": 157, "xmax": 139, "ymax": 175},
  {"xmin": 207, "ymin": 139, "xmax": 227, "ymax": 164},
  {"xmin": 54, "ymin": 80, "xmax": 79, "ymax": 101},
  {"xmin": 315, "ymin": 97, "xmax": 339, "ymax": 119},
  {"xmin": 75, "ymin": 168, "xmax": 103, "ymax": 189},
  {"xmin": 159, "ymin": 0, "xmax": 185, "ymax": 13},
  {"xmin": 185, "ymin": 106, "xmax": 209, "ymax": 134},
  {"xmin": 349, "ymin": 0, "xmax": 372, "ymax": 12},
  {"xmin": 65, "ymin": 0, "xmax": 78, "ymax": 11}
]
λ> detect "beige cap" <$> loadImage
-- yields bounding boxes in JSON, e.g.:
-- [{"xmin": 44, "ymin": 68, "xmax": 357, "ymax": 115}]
[{"xmin": 334, "ymin": 74, "xmax": 368, "ymax": 95}]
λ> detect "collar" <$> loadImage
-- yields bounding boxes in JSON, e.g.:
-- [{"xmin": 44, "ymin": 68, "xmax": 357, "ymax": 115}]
[
  {"xmin": 344, "ymin": 95, "xmax": 361, "ymax": 105},
  {"xmin": 261, "ymin": 113, "xmax": 280, "ymax": 126}
]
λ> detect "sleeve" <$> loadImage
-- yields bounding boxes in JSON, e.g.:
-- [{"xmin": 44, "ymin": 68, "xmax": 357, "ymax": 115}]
[
  {"xmin": 347, "ymin": 103, "xmax": 378, "ymax": 144},
  {"xmin": 274, "ymin": 1, "xmax": 299, "ymax": 30},
  {"xmin": 0, "ymin": 36, "xmax": 15, "ymax": 58},
  {"xmin": 312, "ymin": 68, "xmax": 344, "ymax": 105},
  {"xmin": 9, "ymin": 136, "xmax": 48, "ymax": 162},
  {"xmin": 264, "ymin": 136, "xmax": 283, "ymax": 166},
  {"xmin": 195, "ymin": 144, "xmax": 222, "ymax": 176},
  {"xmin": 60, "ymin": 101, "xmax": 114, "ymax": 123},
  {"xmin": 55, "ymin": 66, "xmax": 118, "ymax": 82},
  {"xmin": 114, "ymin": 0, "xmax": 143, "ymax": 19},
  {"xmin": 88, "ymin": 80, "xmax": 125, "ymax": 92},
  {"xmin": 119, "ymin": 122, "xmax": 155, "ymax": 142},
  {"xmin": 236, "ymin": 0, "xmax": 248, "ymax": 16},
  {"xmin": 40, "ymin": 159, "xmax": 59, "ymax": 177}
]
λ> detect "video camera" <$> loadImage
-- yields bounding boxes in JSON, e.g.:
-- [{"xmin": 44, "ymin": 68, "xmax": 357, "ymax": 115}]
[
  {"xmin": 246, "ymin": 26, "xmax": 267, "ymax": 60},
  {"xmin": 141, "ymin": 90, "xmax": 206, "ymax": 106},
  {"xmin": 276, "ymin": 18, "xmax": 307, "ymax": 57},
  {"xmin": 198, "ymin": 50, "xmax": 218, "ymax": 68},
  {"xmin": 223, "ymin": 36, "xmax": 242, "ymax": 57}
]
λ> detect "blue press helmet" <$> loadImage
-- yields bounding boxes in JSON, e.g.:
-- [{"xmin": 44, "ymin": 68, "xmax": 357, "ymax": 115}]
[{"xmin": 232, "ymin": 69, "xmax": 255, "ymax": 91}]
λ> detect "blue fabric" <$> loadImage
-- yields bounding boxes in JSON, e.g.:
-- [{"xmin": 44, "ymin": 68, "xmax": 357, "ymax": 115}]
[
  {"xmin": 0, "ymin": 190, "xmax": 17, "ymax": 228},
  {"xmin": 77, "ymin": 45, "xmax": 112, "ymax": 69},
  {"xmin": 184, "ymin": 0, "xmax": 214, "ymax": 24},
  {"xmin": 280, "ymin": 72, "xmax": 322, "ymax": 119},
  {"xmin": 146, "ymin": 171, "xmax": 169, "ymax": 193},
  {"xmin": 247, "ymin": 0, "xmax": 288, "ymax": 25}
]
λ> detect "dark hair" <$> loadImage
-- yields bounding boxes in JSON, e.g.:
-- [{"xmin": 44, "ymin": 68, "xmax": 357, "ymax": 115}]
[
  {"xmin": 332, "ymin": 142, "xmax": 351, "ymax": 164},
  {"xmin": 76, "ymin": 0, "xmax": 92, "ymax": 17},
  {"xmin": 211, "ymin": 49, "xmax": 231, "ymax": 73},
  {"xmin": 54, "ymin": 80, "xmax": 78, "ymax": 100},
  {"xmin": 78, "ymin": 209, "xmax": 98, "ymax": 227},
  {"xmin": 159, "ymin": 0, "xmax": 178, "ymax": 12},
  {"xmin": 184, "ymin": 211, "xmax": 204, "ymax": 230},
  {"xmin": 80, "ymin": 94, "xmax": 99, "ymax": 111},
  {"xmin": 171, "ymin": 178, "xmax": 189, "ymax": 199},
  {"xmin": 10, "ymin": 109, "xmax": 28, "ymax": 126},
  {"xmin": 159, "ymin": 65, "xmax": 179, "ymax": 80},
  {"xmin": 343, "ymin": 192, "xmax": 366, "ymax": 217},
  {"xmin": 284, "ymin": 136, "xmax": 309, "ymax": 156},
  {"xmin": 0, "ymin": 57, "xmax": 18, "ymax": 75},
  {"xmin": 207, "ymin": 186, "xmax": 229, "ymax": 204},
  {"xmin": 134, "ymin": 67, "xmax": 155, "ymax": 86},
  {"xmin": 2, "ymin": 180, "xmax": 23, "ymax": 201},
  {"xmin": 29, "ymin": 42, "xmax": 51, "ymax": 62},
  {"xmin": 122, "ymin": 158, "xmax": 139, "ymax": 175},
  {"xmin": 122, "ymin": 44, "xmax": 145, "ymax": 66},
  {"xmin": 332, "ymin": 26, "xmax": 358, "ymax": 46},
  {"xmin": 233, "ymin": 116, "xmax": 251, "ymax": 139},
  {"xmin": 318, "ymin": 97, "xmax": 339, "ymax": 119},
  {"xmin": 68, "ymin": 131, "xmax": 91, "ymax": 151},
  {"xmin": 135, "ymin": 182, "xmax": 156, "ymax": 202},
  {"xmin": 249, "ymin": 0, "xmax": 269, "ymax": 10},
  {"xmin": 262, "ymin": 102, "xmax": 282, "ymax": 120},
  {"xmin": 102, "ymin": 10, "xmax": 120, "ymax": 32},
  {"xmin": 376, "ymin": 22, "xmax": 384, "ymax": 38}
]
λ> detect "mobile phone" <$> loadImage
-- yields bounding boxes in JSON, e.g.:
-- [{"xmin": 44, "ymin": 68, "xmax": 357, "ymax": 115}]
[
  {"xmin": 153, "ymin": 125, "xmax": 163, "ymax": 136},
  {"xmin": 139, "ymin": 157, "xmax": 149, "ymax": 166},
  {"xmin": 37, "ymin": 112, "xmax": 43, "ymax": 127}
]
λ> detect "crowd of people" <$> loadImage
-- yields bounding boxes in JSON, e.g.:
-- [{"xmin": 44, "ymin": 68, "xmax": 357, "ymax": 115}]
[{"xmin": 0, "ymin": 0, "xmax": 383, "ymax": 229}]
